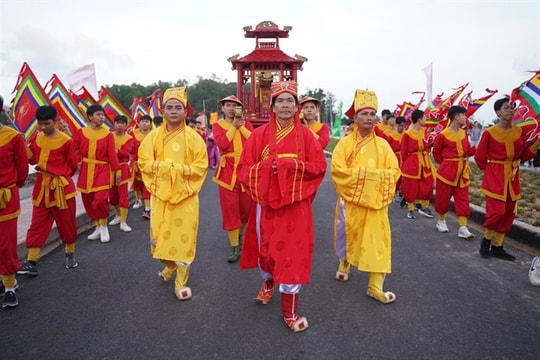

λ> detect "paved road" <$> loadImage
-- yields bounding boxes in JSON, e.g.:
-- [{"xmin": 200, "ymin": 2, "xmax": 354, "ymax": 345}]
[{"xmin": 2, "ymin": 164, "xmax": 539, "ymax": 359}]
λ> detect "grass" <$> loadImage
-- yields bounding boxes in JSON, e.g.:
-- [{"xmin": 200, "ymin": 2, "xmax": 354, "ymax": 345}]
[
  {"xmin": 326, "ymin": 137, "xmax": 540, "ymax": 227},
  {"xmin": 468, "ymin": 161, "xmax": 540, "ymax": 227}
]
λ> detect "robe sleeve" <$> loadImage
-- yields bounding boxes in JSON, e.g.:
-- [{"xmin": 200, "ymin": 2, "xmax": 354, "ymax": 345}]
[
  {"xmin": 138, "ymin": 129, "xmax": 208, "ymax": 205},
  {"xmin": 239, "ymin": 126, "xmax": 327, "ymax": 209},
  {"xmin": 474, "ymin": 131, "xmax": 489, "ymax": 170},
  {"xmin": 331, "ymin": 138, "xmax": 400, "ymax": 210},
  {"xmin": 167, "ymin": 133, "xmax": 208, "ymax": 204},
  {"xmin": 14, "ymin": 133, "xmax": 29, "ymax": 188},
  {"xmin": 432, "ymin": 133, "xmax": 444, "ymax": 164},
  {"xmin": 64, "ymin": 138, "xmax": 79, "ymax": 176}
]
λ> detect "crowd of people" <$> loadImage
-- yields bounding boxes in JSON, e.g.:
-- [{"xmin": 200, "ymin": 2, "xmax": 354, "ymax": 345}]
[{"xmin": 1, "ymin": 87, "xmax": 539, "ymax": 334}]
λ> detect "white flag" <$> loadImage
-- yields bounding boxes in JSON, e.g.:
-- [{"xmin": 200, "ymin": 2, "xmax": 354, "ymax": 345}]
[
  {"xmin": 67, "ymin": 64, "xmax": 98, "ymax": 99},
  {"xmin": 422, "ymin": 62, "xmax": 433, "ymax": 104}
]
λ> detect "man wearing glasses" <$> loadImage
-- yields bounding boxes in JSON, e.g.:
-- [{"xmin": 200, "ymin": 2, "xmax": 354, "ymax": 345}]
[{"xmin": 475, "ymin": 97, "xmax": 540, "ymax": 261}]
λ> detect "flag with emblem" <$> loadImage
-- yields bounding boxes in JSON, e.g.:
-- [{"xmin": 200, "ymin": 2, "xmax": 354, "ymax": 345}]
[
  {"xmin": 98, "ymin": 86, "xmax": 133, "ymax": 129},
  {"xmin": 147, "ymin": 88, "xmax": 163, "ymax": 119},
  {"xmin": 45, "ymin": 74, "xmax": 87, "ymax": 136},
  {"xmin": 511, "ymin": 71, "xmax": 540, "ymax": 141},
  {"xmin": 9, "ymin": 62, "xmax": 50, "ymax": 140}
]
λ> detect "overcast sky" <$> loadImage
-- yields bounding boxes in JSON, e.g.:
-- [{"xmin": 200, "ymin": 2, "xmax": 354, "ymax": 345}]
[{"xmin": 1, "ymin": 0, "xmax": 539, "ymax": 123}]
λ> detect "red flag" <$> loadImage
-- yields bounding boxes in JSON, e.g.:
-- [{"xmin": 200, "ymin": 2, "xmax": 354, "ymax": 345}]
[
  {"xmin": 196, "ymin": 110, "xmax": 207, "ymax": 129},
  {"xmin": 70, "ymin": 86, "xmax": 97, "ymax": 115},
  {"xmin": 147, "ymin": 88, "xmax": 163, "ymax": 119},
  {"xmin": 465, "ymin": 88, "xmax": 498, "ymax": 118},
  {"xmin": 45, "ymin": 74, "xmax": 88, "ymax": 136},
  {"xmin": 424, "ymin": 84, "xmax": 469, "ymax": 128},
  {"xmin": 98, "ymin": 86, "xmax": 133, "ymax": 130},
  {"xmin": 9, "ymin": 62, "xmax": 50, "ymax": 140},
  {"xmin": 129, "ymin": 96, "xmax": 149, "ymax": 122},
  {"xmin": 511, "ymin": 71, "xmax": 540, "ymax": 142}
]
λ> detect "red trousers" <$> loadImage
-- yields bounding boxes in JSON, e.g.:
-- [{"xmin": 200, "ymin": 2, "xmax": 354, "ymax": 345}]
[
  {"xmin": 132, "ymin": 179, "xmax": 151, "ymax": 200},
  {"xmin": 435, "ymin": 180, "xmax": 470, "ymax": 217},
  {"xmin": 26, "ymin": 197, "xmax": 77, "ymax": 248},
  {"xmin": 0, "ymin": 217, "xmax": 19, "ymax": 275},
  {"xmin": 81, "ymin": 190, "xmax": 109, "ymax": 220},
  {"xmin": 484, "ymin": 196, "xmax": 516, "ymax": 234},
  {"xmin": 109, "ymin": 183, "xmax": 129, "ymax": 208},
  {"xmin": 218, "ymin": 184, "xmax": 253, "ymax": 230},
  {"xmin": 402, "ymin": 175, "xmax": 434, "ymax": 203}
]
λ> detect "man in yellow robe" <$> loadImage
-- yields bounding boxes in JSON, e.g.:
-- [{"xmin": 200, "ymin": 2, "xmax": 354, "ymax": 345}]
[
  {"xmin": 138, "ymin": 87, "xmax": 208, "ymax": 301},
  {"xmin": 331, "ymin": 89, "xmax": 401, "ymax": 304}
]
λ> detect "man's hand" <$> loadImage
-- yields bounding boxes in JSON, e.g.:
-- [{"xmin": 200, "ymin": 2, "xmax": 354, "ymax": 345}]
[
  {"xmin": 232, "ymin": 117, "xmax": 245, "ymax": 129},
  {"xmin": 115, "ymin": 173, "xmax": 122, "ymax": 186}
]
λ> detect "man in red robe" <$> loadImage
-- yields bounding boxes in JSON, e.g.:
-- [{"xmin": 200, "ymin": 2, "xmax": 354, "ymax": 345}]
[
  {"xmin": 475, "ymin": 97, "xmax": 540, "ymax": 261},
  {"xmin": 0, "ymin": 95, "xmax": 29, "ymax": 308},
  {"xmin": 238, "ymin": 81, "xmax": 327, "ymax": 332},
  {"xmin": 212, "ymin": 95, "xmax": 254, "ymax": 262},
  {"xmin": 18, "ymin": 106, "xmax": 79, "ymax": 278}
]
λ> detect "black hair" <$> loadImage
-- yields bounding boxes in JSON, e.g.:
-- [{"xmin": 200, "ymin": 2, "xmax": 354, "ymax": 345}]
[
  {"xmin": 35, "ymin": 105, "xmax": 57, "ymax": 121},
  {"xmin": 411, "ymin": 109, "xmax": 424, "ymax": 124},
  {"xmin": 114, "ymin": 115, "xmax": 128, "ymax": 124},
  {"xmin": 153, "ymin": 116, "xmax": 163, "ymax": 125},
  {"xmin": 86, "ymin": 104, "xmax": 105, "ymax": 117},
  {"xmin": 139, "ymin": 114, "xmax": 152, "ymax": 122},
  {"xmin": 395, "ymin": 116, "xmax": 406, "ymax": 125},
  {"xmin": 493, "ymin": 97, "xmax": 510, "ymax": 112},
  {"xmin": 447, "ymin": 106, "xmax": 466, "ymax": 121},
  {"xmin": 381, "ymin": 109, "xmax": 392, "ymax": 116},
  {"xmin": 271, "ymin": 94, "xmax": 298, "ymax": 107}
]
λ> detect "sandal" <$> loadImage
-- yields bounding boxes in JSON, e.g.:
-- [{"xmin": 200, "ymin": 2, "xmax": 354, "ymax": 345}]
[
  {"xmin": 175, "ymin": 286, "xmax": 192, "ymax": 301},
  {"xmin": 366, "ymin": 289, "xmax": 396, "ymax": 304},
  {"xmin": 335, "ymin": 271, "xmax": 349, "ymax": 282}
]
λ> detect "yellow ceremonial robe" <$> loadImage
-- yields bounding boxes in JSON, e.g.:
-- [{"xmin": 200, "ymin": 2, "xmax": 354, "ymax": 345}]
[
  {"xmin": 138, "ymin": 123, "xmax": 208, "ymax": 263},
  {"xmin": 331, "ymin": 130, "xmax": 400, "ymax": 273}
]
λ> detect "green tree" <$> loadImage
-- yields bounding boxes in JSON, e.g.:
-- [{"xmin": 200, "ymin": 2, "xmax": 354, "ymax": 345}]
[{"xmin": 187, "ymin": 74, "xmax": 236, "ymax": 115}]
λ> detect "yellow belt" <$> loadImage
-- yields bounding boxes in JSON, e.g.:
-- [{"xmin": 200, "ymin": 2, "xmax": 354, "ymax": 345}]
[
  {"xmin": 0, "ymin": 184, "xmax": 15, "ymax": 209},
  {"xmin": 83, "ymin": 157, "xmax": 107, "ymax": 165}
]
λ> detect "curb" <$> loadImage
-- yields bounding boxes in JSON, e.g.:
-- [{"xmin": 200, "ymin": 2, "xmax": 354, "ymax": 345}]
[{"xmin": 467, "ymin": 203, "xmax": 540, "ymax": 250}]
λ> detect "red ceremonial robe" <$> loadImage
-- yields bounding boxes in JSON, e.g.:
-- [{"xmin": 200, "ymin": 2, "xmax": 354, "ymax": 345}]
[{"xmin": 238, "ymin": 115, "xmax": 327, "ymax": 284}]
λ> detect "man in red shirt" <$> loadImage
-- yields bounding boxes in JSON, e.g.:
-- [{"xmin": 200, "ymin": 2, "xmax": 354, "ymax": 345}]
[
  {"xmin": 0, "ymin": 95, "xmax": 29, "ymax": 308},
  {"xmin": 212, "ymin": 95, "xmax": 254, "ymax": 262},
  {"xmin": 18, "ymin": 106, "xmax": 79, "ymax": 278},
  {"xmin": 475, "ymin": 97, "xmax": 540, "ymax": 260},
  {"xmin": 73, "ymin": 105, "xmax": 121, "ymax": 243},
  {"xmin": 432, "ymin": 106, "xmax": 476, "ymax": 238}
]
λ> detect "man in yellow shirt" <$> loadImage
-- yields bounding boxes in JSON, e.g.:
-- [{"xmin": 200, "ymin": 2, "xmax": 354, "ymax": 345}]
[
  {"xmin": 331, "ymin": 89, "xmax": 400, "ymax": 304},
  {"xmin": 138, "ymin": 87, "xmax": 208, "ymax": 301}
]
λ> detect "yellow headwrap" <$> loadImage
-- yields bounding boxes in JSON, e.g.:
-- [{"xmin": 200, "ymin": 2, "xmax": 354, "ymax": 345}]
[
  {"xmin": 345, "ymin": 89, "xmax": 378, "ymax": 118},
  {"xmin": 162, "ymin": 87, "xmax": 194, "ymax": 116}
]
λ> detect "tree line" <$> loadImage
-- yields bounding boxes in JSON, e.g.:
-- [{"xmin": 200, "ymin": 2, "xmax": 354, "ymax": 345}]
[{"xmin": 0, "ymin": 75, "xmax": 338, "ymax": 126}]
